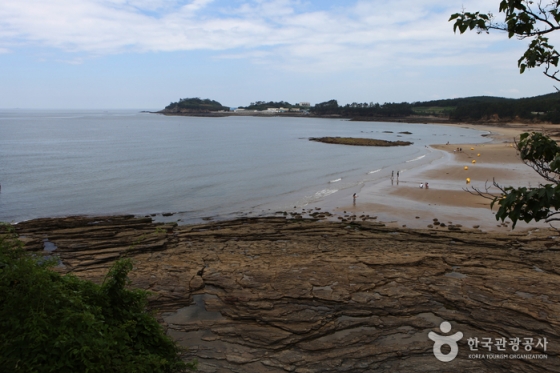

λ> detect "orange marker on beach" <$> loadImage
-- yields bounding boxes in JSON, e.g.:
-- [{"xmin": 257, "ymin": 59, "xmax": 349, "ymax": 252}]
[
  {"xmin": 466, "ymin": 178, "xmax": 471, "ymax": 184},
  {"xmin": 472, "ymin": 160, "xmax": 476, "ymax": 164},
  {"xmin": 464, "ymin": 166, "xmax": 468, "ymax": 170}
]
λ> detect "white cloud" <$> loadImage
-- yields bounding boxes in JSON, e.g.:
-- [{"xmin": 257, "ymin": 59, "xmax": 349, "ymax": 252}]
[{"xmin": 0, "ymin": 0, "xmax": 528, "ymax": 72}]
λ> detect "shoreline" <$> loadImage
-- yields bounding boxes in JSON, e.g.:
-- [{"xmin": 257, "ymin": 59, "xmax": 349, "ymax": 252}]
[
  {"xmin": 154, "ymin": 110, "xmax": 560, "ymax": 128},
  {"xmin": 5, "ymin": 119, "xmax": 557, "ymax": 233},
  {"xmin": 307, "ymin": 120, "xmax": 555, "ymax": 233}
]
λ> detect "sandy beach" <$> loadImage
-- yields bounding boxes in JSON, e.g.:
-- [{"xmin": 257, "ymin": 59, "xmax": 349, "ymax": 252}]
[{"xmin": 323, "ymin": 122, "xmax": 554, "ymax": 232}]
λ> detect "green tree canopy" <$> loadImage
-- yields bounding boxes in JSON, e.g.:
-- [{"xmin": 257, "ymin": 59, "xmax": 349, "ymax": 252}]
[
  {"xmin": 0, "ymin": 226, "xmax": 196, "ymax": 372},
  {"xmin": 450, "ymin": 0, "xmax": 560, "ymax": 82},
  {"xmin": 489, "ymin": 132, "xmax": 560, "ymax": 227},
  {"xmin": 165, "ymin": 97, "xmax": 228, "ymax": 112},
  {"xmin": 451, "ymin": 1, "xmax": 560, "ymax": 228}
]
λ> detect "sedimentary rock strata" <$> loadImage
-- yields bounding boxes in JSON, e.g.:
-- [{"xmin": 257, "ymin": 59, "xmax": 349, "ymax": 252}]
[{"xmin": 14, "ymin": 215, "xmax": 560, "ymax": 372}]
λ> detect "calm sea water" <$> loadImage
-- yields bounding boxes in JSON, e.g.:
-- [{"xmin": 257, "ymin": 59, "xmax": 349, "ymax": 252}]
[{"xmin": 0, "ymin": 110, "xmax": 489, "ymax": 223}]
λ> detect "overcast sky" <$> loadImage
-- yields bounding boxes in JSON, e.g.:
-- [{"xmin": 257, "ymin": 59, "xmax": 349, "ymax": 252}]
[{"xmin": 1, "ymin": 0, "xmax": 558, "ymax": 109}]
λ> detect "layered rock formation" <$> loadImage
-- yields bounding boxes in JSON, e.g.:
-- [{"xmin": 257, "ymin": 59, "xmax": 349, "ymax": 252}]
[{"xmin": 14, "ymin": 215, "xmax": 560, "ymax": 372}]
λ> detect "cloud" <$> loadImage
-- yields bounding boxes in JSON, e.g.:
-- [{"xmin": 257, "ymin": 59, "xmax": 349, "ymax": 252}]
[{"xmin": 0, "ymin": 0, "xmax": 524, "ymax": 72}]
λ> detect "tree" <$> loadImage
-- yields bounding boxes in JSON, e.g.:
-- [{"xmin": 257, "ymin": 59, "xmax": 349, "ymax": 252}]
[
  {"xmin": 450, "ymin": 1, "xmax": 560, "ymax": 83},
  {"xmin": 0, "ymin": 225, "xmax": 197, "ymax": 372},
  {"xmin": 450, "ymin": 1, "xmax": 560, "ymax": 228},
  {"xmin": 480, "ymin": 132, "xmax": 560, "ymax": 228}
]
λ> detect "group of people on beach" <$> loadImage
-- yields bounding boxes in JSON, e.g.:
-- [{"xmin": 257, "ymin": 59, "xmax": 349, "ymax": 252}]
[{"xmin": 352, "ymin": 168, "xmax": 430, "ymax": 204}]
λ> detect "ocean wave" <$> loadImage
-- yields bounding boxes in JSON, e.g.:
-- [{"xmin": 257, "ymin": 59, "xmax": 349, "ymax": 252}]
[
  {"xmin": 368, "ymin": 169, "xmax": 381, "ymax": 174},
  {"xmin": 406, "ymin": 155, "xmax": 426, "ymax": 163},
  {"xmin": 329, "ymin": 178, "xmax": 342, "ymax": 183},
  {"xmin": 314, "ymin": 189, "xmax": 338, "ymax": 198}
]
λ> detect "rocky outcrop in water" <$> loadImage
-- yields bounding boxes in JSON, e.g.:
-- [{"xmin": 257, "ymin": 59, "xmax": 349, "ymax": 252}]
[{"xmin": 14, "ymin": 215, "xmax": 560, "ymax": 372}]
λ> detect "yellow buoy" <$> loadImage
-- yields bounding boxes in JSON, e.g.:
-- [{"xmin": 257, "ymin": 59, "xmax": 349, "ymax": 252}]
[
  {"xmin": 477, "ymin": 153, "xmax": 480, "ymax": 157},
  {"xmin": 472, "ymin": 160, "xmax": 476, "ymax": 164},
  {"xmin": 466, "ymin": 178, "xmax": 471, "ymax": 184},
  {"xmin": 470, "ymin": 147, "xmax": 474, "ymax": 150},
  {"xmin": 464, "ymin": 166, "xmax": 469, "ymax": 170}
]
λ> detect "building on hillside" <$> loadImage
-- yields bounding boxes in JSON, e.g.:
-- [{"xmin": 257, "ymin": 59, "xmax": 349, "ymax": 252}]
[{"xmin": 298, "ymin": 102, "xmax": 311, "ymax": 107}]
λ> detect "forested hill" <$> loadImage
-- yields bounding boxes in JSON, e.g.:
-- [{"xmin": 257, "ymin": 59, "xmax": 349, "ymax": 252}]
[
  {"xmin": 158, "ymin": 93, "xmax": 560, "ymax": 122},
  {"xmin": 413, "ymin": 92, "xmax": 560, "ymax": 123},
  {"xmin": 310, "ymin": 99, "xmax": 415, "ymax": 117},
  {"xmin": 239, "ymin": 101, "xmax": 295, "ymax": 110},
  {"xmin": 162, "ymin": 98, "xmax": 229, "ymax": 113}
]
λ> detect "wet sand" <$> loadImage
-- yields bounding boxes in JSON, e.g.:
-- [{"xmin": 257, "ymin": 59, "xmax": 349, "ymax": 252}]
[{"xmin": 325, "ymin": 123, "xmax": 553, "ymax": 232}]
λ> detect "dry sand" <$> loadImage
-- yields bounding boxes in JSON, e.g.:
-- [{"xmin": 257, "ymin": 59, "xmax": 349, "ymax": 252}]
[{"xmin": 326, "ymin": 122, "xmax": 556, "ymax": 232}]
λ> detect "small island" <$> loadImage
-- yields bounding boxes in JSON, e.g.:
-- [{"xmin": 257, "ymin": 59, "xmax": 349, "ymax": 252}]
[
  {"xmin": 159, "ymin": 97, "xmax": 230, "ymax": 115},
  {"xmin": 309, "ymin": 137, "xmax": 413, "ymax": 146}
]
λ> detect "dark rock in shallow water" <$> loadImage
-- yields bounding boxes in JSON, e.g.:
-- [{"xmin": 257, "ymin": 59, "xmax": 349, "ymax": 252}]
[
  {"xmin": 309, "ymin": 137, "xmax": 412, "ymax": 147},
  {"xmin": 12, "ymin": 215, "xmax": 560, "ymax": 372}
]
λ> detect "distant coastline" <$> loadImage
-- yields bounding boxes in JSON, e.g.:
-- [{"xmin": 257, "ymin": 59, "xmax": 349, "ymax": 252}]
[
  {"xmin": 150, "ymin": 110, "xmax": 538, "ymax": 126},
  {"xmin": 156, "ymin": 92, "xmax": 560, "ymax": 125}
]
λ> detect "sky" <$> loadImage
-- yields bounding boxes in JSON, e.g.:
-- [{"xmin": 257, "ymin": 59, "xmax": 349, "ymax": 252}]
[{"xmin": 0, "ymin": 0, "xmax": 559, "ymax": 109}]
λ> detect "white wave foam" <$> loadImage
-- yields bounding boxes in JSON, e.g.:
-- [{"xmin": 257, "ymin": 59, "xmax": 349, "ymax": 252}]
[
  {"xmin": 314, "ymin": 189, "xmax": 338, "ymax": 198},
  {"xmin": 368, "ymin": 169, "xmax": 381, "ymax": 174},
  {"xmin": 329, "ymin": 178, "xmax": 342, "ymax": 183},
  {"xmin": 406, "ymin": 155, "xmax": 426, "ymax": 163}
]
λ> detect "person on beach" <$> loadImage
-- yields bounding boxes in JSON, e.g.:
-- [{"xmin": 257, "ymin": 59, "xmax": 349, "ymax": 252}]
[
  {"xmin": 392, "ymin": 170, "xmax": 394, "ymax": 178},
  {"xmin": 425, "ymin": 182, "xmax": 429, "ymax": 189},
  {"xmin": 397, "ymin": 171, "xmax": 400, "ymax": 178},
  {"xmin": 420, "ymin": 183, "xmax": 424, "ymax": 189},
  {"xmin": 353, "ymin": 193, "xmax": 357, "ymax": 205}
]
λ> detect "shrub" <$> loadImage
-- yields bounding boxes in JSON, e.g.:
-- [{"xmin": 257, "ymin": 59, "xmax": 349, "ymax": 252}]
[{"xmin": 0, "ymin": 224, "xmax": 196, "ymax": 373}]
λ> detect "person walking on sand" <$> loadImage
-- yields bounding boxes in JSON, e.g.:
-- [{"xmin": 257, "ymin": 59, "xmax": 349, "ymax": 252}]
[
  {"xmin": 397, "ymin": 171, "xmax": 400, "ymax": 179},
  {"xmin": 353, "ymin": 193, "xmax": 357, "ymax": 205},
  {"xmin": 391, "ymin": 170, "xmax": 394, "ymax": 178},
  {"xmin": 419, "ymin": 183, "xmax": 423, "ymax": 189},
  {"xmin": 425, "ymin": 182, "xmax": 429, "ymax": 189}
]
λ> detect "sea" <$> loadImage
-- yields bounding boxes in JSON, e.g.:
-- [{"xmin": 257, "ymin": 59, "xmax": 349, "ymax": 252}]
[{"xmin": 0, "ymin": 110, "xmax": 490, "ymax": 224}]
